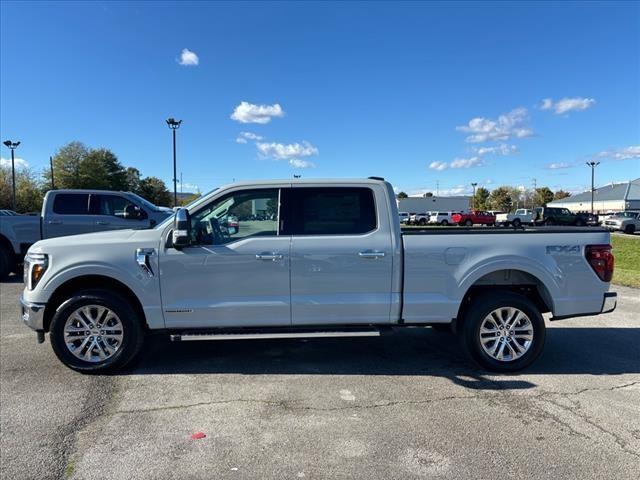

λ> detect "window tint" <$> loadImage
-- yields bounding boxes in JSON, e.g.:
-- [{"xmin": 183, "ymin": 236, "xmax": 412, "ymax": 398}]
[
  {"xmin": 190, "ymin": 189, "xmax": 279, "ymax": 245},
  {"xmin": 91, "ymin": 195, "xmax": 138, "ymax": 217},
  {"xmin": 286, "ymin": 187, "xmax": 376, "ymax": 235},
  {"xmin": 52, "ymin": 194, "xmax": 89, "ymax": 215}
]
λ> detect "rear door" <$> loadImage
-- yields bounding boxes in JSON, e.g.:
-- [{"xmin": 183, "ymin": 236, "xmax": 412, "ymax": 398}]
[
  {"xmin": 43, "ymin": 193, "xmax": 95, "ymax": 238},
  {"xmin": 285, "ymin": 185, "xmax": 393, "ymax": 325}
]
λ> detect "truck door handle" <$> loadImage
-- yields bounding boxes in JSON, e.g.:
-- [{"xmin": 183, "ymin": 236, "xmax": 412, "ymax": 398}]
[
  {"xmin": 47, "ymin": 220, "xmax": 62, "ymax": 225},
  {"xmin": 256, "ymin": 252, "xmax": 284, "ymax": 261},
  {"xmin": 96, "ymin": 220, "xmax": 110, "ymax": 225},
  {"xmin": 358, "ymin": 251, "xmax": 385, "ymax": 259}
]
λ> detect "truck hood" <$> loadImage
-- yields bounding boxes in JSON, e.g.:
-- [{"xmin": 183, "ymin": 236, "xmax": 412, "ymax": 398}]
[{"xmin": 29, "ymin": 228, "xmax": 154, "ymax": 253}]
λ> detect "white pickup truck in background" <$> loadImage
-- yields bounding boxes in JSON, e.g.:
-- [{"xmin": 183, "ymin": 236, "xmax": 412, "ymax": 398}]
[
  {"xmin": 20, "ymin": 178, "xmax": 616, "ymax": 374},
  {"xmin": 496, "ymin": 208, "xmax": 535, "ymax": 227},
  {"xmin": 0, "ymin": 189, "xmax": 171, "ymax": 278}
]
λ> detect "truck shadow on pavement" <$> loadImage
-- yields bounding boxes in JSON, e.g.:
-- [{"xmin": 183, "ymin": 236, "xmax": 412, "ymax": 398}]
[{"xmin": 125, "ymin": 326, "xmax": 640, "ymax": 391}]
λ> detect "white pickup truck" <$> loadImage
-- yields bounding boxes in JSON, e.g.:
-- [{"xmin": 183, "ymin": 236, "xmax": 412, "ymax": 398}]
[
  {"xmin": 0, "ymin": 189, "xmax": 172, "ymax": 278},
  {"xmin": 496, "ymin": 209, "xmax": 535, "ymax": 227},
  {"xmin": 20, "ymin": 178, "xmax": 617, "ymax": 374}
]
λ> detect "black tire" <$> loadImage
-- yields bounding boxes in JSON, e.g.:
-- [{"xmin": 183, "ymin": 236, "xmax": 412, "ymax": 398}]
[
  {"xmin": 0, "ymin": 245, "xmax": 14, "ymax": 279},
  {"xmin": 419, "ymin": 218, "xmax": 427, "ymax": 226},
  {"xmin": 440, "ymin": 220, "xmax": 449, "ymax": 226},
  {"xmin": 544, "ymin": 218, "xmax": 556, "ymax": 226},
  {"xmin": 512, "ymin": 218, "xmax": 521, "ymax": 228},
  {"xmin": 49, "ymin": 289, "xmax": 144, "ymax": 374},
  {"xmin": 575, "ymin": 219, "xmax": 585, "ymax": 227},
  {"xmin": 461, "ymin": 292, "xmax": 545, "ymax": 372},
  {"xmin": 465, "ymin": 219, "xmax": 473, "ymax": 226},
  {"xmin": 624, "ymin": 224, "xmax": 636, "ymax": 235}
]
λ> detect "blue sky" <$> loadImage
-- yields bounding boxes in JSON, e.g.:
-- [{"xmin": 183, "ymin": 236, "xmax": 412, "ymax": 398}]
[{"xmin": 1, "ymin": 1, "xmax": 639, "ymax": 196}]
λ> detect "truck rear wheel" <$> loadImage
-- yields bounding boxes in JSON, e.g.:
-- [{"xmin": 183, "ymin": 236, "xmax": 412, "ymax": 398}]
[
  {"xmin": 464, "ymin": 219, "xmax": 473, "ymax": 226},
  {"xmin": 624, "ymin": 224, "xmax": 636, "ymax": 234},
  {"xmin": 49, "ymin": 290, "xmax": 144, "ymax": 374},
  {"xmin": 462, "ymin": 292, "xmax": 545, "ymax": 372}
]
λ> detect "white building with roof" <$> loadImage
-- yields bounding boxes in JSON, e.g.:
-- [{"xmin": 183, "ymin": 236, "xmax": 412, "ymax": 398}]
[{"xmin": 547, "ymin": 178, "xmax": 640, "ymax": 213}]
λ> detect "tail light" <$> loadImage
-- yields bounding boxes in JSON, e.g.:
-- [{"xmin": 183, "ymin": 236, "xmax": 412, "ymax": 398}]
[{"xmin": 585, "ymin": 244, "xmax": 614, "ymax": 282}]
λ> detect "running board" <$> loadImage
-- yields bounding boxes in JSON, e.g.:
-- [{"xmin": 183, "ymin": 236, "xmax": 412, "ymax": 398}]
[{"xmin": 170, "ymin": 328, "xmax": 382, "ymax": 342}]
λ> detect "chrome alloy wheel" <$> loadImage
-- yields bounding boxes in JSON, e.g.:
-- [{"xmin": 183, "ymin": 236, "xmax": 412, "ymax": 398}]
[
  {"xmin": 64, "ymin": 305, "xmax": 124, "ymax": 362},
  {"xmin": 479, "ymin": 307, "xmax": 534, "ymax": 362}
]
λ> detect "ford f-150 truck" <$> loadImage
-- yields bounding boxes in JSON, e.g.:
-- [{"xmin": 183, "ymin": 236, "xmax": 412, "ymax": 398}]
[
  {"xmin": 0, "ymin": 189, "xmax": 172, "ymax": 278},
  {"xmin": 20, "ymin": 178, "xmax": 617, "ymax": 374}
]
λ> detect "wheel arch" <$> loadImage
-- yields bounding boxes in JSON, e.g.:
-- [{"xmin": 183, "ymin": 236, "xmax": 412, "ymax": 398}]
[
  {"xmin": 43, "ymin": 275, "xmax": 148, "ymax": 332},
  {"xmin": 455, "ymin": 268, "xmax": 554, "ymax": 330}
]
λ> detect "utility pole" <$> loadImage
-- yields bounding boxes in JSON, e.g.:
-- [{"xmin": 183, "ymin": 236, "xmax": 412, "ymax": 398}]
[
  {"xmin": 3, "ymin": 140, "xmax": 20, "ymax": 210},
  {"xmin": 166, "ymin": 118, "xmax": 182, "ymax": 207},
  {"xmin": 586, "ymin": 161, "xmax": 600, "ymax": 215},
  {"xmin": 471, "ymin": 182, "xmax": 478, "ymax": 210},
  {"xmin": 49, "ymin": 156, "xmax": 55, "ymax": 189}
]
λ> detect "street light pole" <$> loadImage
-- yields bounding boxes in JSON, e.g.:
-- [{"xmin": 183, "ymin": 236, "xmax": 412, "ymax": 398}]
[
  {"xmin": 166, "ymin": 118, "xmax": 182, "ymax": 207},
  {"xmin": 471, "ymin": 182, "xmax": 478, "ymax": 210},
  {"xmin": 586, "ymin": 161, "xmax": 600, "ymax": 215},
  {"xmin": 3, "ymin": 140, "xmax": 20, "ymax": 211}
]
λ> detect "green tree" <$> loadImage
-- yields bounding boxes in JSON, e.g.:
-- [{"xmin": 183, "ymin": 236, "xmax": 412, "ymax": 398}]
[
  {"xmin": 472, "ymin": 187, "xmax": 490, "ymax": 210},
  {"xmin": 178, "ymin": 192, "xmax": 201, "ymax": 206},
  {"xmin": 533, "ymin": 187, "xmax": 554, "ymax": 207},
  {"xmin": 396, "ymin": 191, "xmax": 408, "ymax": 199},
  {"xmin": 0, "ymin": 166, "xmax": 44, "ymax": 213},
  {"xmin": 45, "ymin": 141, "xmax": 89, "ymax": 189},
  {"xmin": 554, "ymin": 190, "xmax": 571, "ymax": 200},
  {"xmin": 138, "ymin": 177, "xmax": 172, "ymax": 207},
  {"xmin": 488, "ymin": 186, "xmax": 513, "ymax": 212},
  {"xmin": 124, "ymin": 167, "xmax": 142, "ymax": 192}
]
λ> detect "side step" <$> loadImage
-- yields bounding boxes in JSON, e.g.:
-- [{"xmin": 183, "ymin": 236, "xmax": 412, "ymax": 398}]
[{"xmin": 170, "ymin": 327, "xmax": 384, "ymax": 342}]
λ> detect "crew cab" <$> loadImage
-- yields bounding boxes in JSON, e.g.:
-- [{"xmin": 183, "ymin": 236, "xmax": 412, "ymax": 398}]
[
  {"xmin": 20, "ymin": 178, "xmax": 616, "ymax": 374},
  {"xmin": 429, "ymin": 211, "xmax": 455, "ymax": 225},
  {"xmin": 603, "ymin": 211, "xmax": 640, "ymax": 234},
  {"xmin": 0, "ymin": 189, "xmax": 171, "ymax": 278},
  {"xmin": 452, "ymin": 210, "xmax": 496, "ymax": 226},
  {"xmin": 533, "ymin": 207, "xmax": 588, "ymax": 226}
]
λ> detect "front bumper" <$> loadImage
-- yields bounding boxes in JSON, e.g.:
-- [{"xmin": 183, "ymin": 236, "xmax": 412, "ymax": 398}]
[{"xmin": 20, "ymin": 296, "xmax": 46, "ymax": 331}]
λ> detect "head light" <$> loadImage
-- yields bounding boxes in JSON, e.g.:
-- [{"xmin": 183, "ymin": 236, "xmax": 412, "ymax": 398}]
[{"xmin": 24, "ymin": 253, "xmax": 48, "ymax": 290}]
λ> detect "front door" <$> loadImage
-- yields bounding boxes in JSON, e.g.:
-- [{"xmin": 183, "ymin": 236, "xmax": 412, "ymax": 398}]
[
  {"xmin": 285, "ymin": 186, "xmax": 394, "ymax": 325},
  {"xmin": 90, "ymin": 193, "xmax": 152, "ymax": 232},
  {"xmin": 160, "ymin": 187, "xmax": 291, "ymax": 329}
]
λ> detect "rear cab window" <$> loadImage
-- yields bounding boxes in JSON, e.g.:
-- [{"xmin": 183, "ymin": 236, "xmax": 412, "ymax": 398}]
[
  {"xmin": 52, "ymin": 193, "xmax": 90, "ymax": 215},
  {"xmin": 283, "ymin": 187, "xmax": 377, "ymax": 235}
]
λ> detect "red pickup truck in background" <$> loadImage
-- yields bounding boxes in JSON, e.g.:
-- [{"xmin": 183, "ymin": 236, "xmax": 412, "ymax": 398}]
[{"xmin": 452, "ymin": 210, "xmax": 496, "ymax": 226}]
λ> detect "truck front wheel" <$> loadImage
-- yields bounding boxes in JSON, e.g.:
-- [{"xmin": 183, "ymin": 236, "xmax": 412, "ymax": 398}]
[
  {"xmin": 49, "ymin": 290, "xmax": 144, "ymax": 374},
  {"xmin": 462, "ymin": 292, "xmax": 545, "ymax": 372}
]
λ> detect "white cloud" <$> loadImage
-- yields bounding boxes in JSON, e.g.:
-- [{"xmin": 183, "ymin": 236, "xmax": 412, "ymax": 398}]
[
  {"xmin": 540, "ymin": 97, "xmax": 595, "ymax": 114},
  {"xmin": 428, "ymin": 161, "xmax": 448, "ymax": 171},
  {"xmin": 596, "ymin": 145, "xmax": 640, "ymax": 160},
  {"xmin": 546, "ymin": 162, "xmax": 572, "ymax": 169},
  {"xmin": 429, "ymin": 156, "xmax": 483, "ymax": 171},
  {"xmin": 289, "ymin": 159, "xmax": 315, "ymax": 169},
  {"xmin": 256, "ymin": 141, "xmax": 318, "ymax": 161},
  {"xmin": 178, "ymin": 48, "xmax": 199, "ymax": 66},
  {"xmin": 231, "ymin": 101, "xmax": 284, "ymax": 124},
  {"xmin": 450, "ymin": 156, "xmax": 482, "ymax": 169},
  {"xmin": 456, "ymin": 108, "xmax": 533, "ymax": 143},
  {"xmin": 473, "ymin": 144, "xmax": 518, "ymax": 156},
  {"xmin": 179, "ymin": 182, "xmax": 200, "ymax": 192},
  {"xmin": 235, "ymin": 131, "xmax": 264, "ymax": 144},
  {"xmin": 0, "ymin": 157, "xmax": 28, "ymax": 168}
]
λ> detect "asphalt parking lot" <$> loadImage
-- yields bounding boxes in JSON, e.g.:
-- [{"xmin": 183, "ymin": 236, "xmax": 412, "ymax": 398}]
[{"xmin": 1, "ymin": 278, "xmax": 639, "ymax": 480}]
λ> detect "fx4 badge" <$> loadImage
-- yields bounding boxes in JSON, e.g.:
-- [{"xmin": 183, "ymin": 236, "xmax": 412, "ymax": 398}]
[{"xmin": 546, "ymin": 245, "xmax": 580, "ymax": 255}]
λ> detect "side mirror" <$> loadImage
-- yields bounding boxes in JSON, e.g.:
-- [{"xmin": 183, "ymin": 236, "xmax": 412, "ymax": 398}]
[
  {"xmin": 172, "ymin": 208, "xmax": 191, "ymax": 249},
  {"xmin": 124, "ymin": 204, "xmax": 144, "ymax": 220}
]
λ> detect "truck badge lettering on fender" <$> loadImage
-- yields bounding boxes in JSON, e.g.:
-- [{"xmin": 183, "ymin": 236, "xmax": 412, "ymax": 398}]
[{"xmin": 546, "ymin": 245, "xmax": 580, "ymax": 255}]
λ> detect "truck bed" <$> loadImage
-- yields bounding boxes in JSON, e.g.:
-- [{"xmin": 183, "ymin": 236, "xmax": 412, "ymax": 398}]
[{"xmin": 401, "ymin": 226, "xmax": 607, "ymax": 235}]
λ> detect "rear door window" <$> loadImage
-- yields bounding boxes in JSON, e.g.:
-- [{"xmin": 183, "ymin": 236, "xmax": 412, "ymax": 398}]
[
  {"xmin": 52, "ymin": 194, "xmax": 90, "ymax": 215},
  {"xmin": 284, "ymin": 187, "xmax": 376, "ymax": 235}
]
